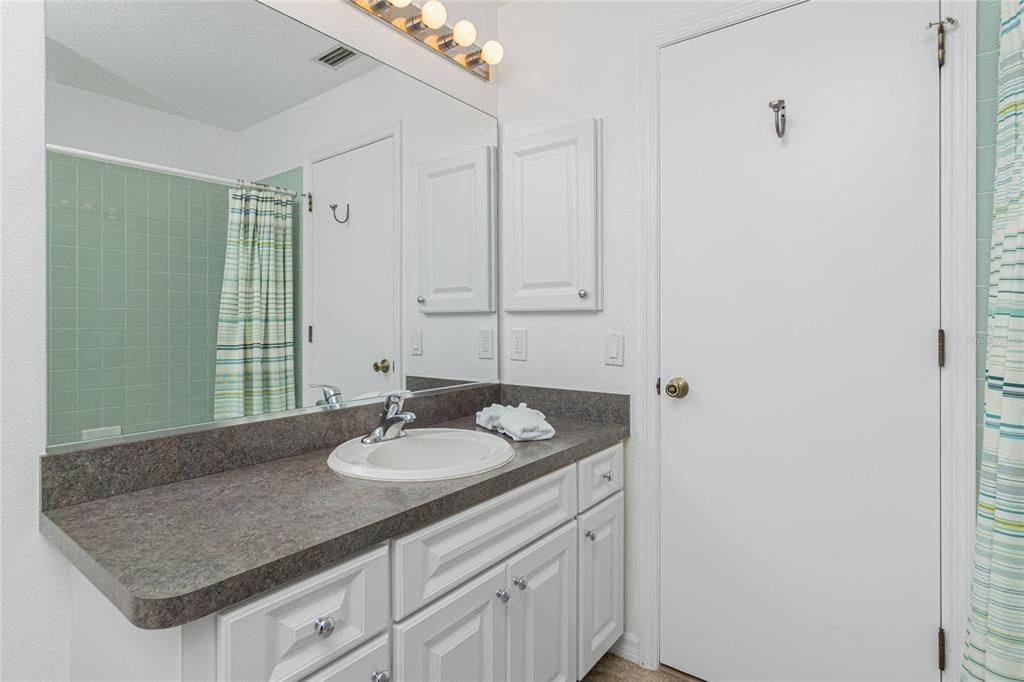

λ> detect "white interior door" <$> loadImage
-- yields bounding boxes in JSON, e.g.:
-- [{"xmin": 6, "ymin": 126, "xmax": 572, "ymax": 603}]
[
  {"xmin": 658, "ymin": 2, "xmax": 940, "ymax": 680},
  {"xmin": 308, "ymin": 136, "xmax": 397, "ymax": 403}
]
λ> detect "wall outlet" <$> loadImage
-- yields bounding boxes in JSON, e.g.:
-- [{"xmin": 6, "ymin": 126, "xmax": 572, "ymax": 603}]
[
  {"xmin": 411, "ymin": 330, "xmax": 423, "ymax": 356},
  {"xmin": 477, "ymin": 328, "xmax": 494, "ymax": 359},
  {"xmin": 510, "ymin": 329, "xmax": 527, "ymax": 361},
  {"xmin": 605, "ymin": 331, "xmax": 625, "ymax": 366}
]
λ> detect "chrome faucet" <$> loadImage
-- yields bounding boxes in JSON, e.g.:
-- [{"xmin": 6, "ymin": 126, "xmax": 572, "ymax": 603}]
[
  {"xmin": 310, "ymin": 383, "xmax": 344, "ymax": 406},
  {"xmin": 362, "ymin": 392, "xmax": 416, "ymax": 444}
]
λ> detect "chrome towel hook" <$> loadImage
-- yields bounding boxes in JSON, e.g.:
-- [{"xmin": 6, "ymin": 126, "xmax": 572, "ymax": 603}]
[
  {"xmin": 769, "ymin": 99, "xmax": 786, "ymax": 138},
  {"xmin": 329, "ymin": 203, "xmax": 350, "ymax": 224}
]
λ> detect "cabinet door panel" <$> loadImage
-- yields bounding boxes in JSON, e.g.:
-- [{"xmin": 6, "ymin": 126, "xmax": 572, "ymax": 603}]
[
  {"xmin": 502, "ymin": 119, "xmax": 602, "ymax": 311},
  {"xmin": 577, "ymin": 492, "xmax": 624, "ymax": 677},
  {"xmin": 302, "ymin": 633, "xmax": 390, "ymax": 682},
  {"xmin": 416, "ymin": 147, "xmax": 495, "ymax": 313},
  {"xmin": 394, "ymin": 564, "xmax": 508, "ymax": 682},
  {"xmin": 507, "ymin": 522, "xmax": 577, "ymax": 682}
]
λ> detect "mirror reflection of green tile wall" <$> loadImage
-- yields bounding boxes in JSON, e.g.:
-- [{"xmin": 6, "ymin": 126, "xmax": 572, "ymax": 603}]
[
  {"xmin": 46, "ymin": 151, "xmax": 229, "ymax": 445},
  {"xmin": 977, "ymin": 0, "xmax": 999, "ymax": 475}
]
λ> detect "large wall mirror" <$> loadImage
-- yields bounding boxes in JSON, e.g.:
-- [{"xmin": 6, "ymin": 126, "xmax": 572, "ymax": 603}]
[{"xmin": 44, "ymin": 0, "xmax": 498, "ymax": 447}]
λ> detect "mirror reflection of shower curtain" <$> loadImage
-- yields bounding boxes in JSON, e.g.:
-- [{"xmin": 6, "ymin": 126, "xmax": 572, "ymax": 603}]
[
  {"xmin": 964, "ymin": 2, "xmax": 1024, "ymax": 677},
  {"xmin": 213, "ymin": 188, "xmax": 296, "ymax": 419}
]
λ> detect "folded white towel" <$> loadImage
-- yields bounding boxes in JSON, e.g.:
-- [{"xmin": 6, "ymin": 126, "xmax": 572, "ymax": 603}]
[{"xmin": 475, "ymin": 403, "xmax": 556, "ymax": 441}]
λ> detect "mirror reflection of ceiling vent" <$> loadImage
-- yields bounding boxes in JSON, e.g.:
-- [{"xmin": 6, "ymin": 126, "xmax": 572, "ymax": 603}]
[{"xmin": 315, "ymin": 45, "xmax": 357, "ymax": 69}]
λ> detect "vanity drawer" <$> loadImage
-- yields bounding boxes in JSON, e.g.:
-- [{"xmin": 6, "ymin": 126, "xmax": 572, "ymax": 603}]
[
  {"xmin": 577, "ymin": 442, "xmax": 623, "ymax": 512},
  {"xmin": 301, "ymin": 633, "xmax": 390, "ymax": 682},
  {"xmin": 217, "ymin": 545, "xmax": 389, "ymax": 682},
  {"xmin": 391, "ymin": 464, "xmax": 577, "ymax": 620}
]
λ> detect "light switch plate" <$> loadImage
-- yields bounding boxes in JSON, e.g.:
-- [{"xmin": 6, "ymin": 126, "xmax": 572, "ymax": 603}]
[
  {"xmin": 605, "ymin": 331, "xmax": 625, "ymax": 366},
  {"xmin": 411, "ymin": 330, "xmax": 423, "ymax": 356},
  {"xmin": 477, "ymin": 328, "xmax": 494, "ymax": 359},
  {"xmin": 510, "ymin": 329, "xmax": 527, "ymax": 361}
]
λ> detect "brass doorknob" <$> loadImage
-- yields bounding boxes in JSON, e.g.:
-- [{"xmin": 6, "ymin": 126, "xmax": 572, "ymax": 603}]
[
  {"xmin": 373, "ymin": 359, "xmax": 391, "ymax": 374},
  {"xmin": 665, "ymin": 377, "xmax": 689, "ymax": 399}
]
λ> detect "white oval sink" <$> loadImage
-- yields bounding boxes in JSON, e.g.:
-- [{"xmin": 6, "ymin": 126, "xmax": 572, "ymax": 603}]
[{"xmin": 327, "ymin": 428, "xmax": 514, "ymax": 482}]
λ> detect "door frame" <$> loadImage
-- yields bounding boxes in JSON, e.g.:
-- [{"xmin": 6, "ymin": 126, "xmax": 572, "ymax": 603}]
[
  {"xmin": 302, "ymin": 122, "xmax": 404, "ymax": 402},
  {"xmin": 635, "ymin": 1, "xmax": 977, "ymax": 673}
]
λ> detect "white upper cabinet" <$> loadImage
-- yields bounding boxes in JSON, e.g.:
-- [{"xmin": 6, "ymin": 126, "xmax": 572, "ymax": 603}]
[
  {"xmin": 502, "ymin": 119, "xmax": 602, "ymax": 312},
  {"xmin": 416, "ymin": 147, "xmax": 496, "ymax": 313}
]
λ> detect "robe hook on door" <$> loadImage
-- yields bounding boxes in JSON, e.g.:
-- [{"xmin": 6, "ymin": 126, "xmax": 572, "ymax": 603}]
[
  {"xmin": 329, "ymin": 203, "xmax": 350, "ymax": 224},
  {"xmin": 769, "ymin": 99, "xmax": 786, "ymax": 138}
]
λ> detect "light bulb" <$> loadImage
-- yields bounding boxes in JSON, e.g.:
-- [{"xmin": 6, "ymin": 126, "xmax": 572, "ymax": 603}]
[
  {"xmin": 480, "ymin": 39, "xmax": 503, "ymax": 65},
  {"xmin": 451, "ymin": 19, "xmax": 477, "ymax": 46},
  {"xmin": 388, "ymin": 0, "xmax": 412, "ymax": 6},
  {"xmin": 420, "ymin": 0, "xmax": 447, "ymax": 29}
]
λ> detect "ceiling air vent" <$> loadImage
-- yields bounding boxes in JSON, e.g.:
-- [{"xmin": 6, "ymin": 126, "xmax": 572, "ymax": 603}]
[{"xmin": 314, "ymin": 45, "xmax": 357, "ymax": 69}]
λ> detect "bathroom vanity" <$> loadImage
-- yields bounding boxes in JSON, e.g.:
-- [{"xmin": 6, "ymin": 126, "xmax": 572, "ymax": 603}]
[{"xmin": 41, "ymin": 387, "xmax": 628, "ymax": 681}]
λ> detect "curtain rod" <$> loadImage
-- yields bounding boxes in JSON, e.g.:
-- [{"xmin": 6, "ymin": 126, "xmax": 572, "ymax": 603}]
[{"xmin": 45, "ymin": 144, "xmax": 298, "ymax": 197}]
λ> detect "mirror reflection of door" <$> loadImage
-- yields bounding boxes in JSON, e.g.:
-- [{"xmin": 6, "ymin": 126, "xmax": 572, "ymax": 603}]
[{"xmin": 308, "ymin": 134, "xmax": 398, "ymax": 405}]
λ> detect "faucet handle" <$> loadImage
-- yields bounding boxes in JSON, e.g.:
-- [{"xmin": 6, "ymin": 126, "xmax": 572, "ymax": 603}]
[
  {"xmin": 310, "ymin": 384, "xmax": 343, "ymax": 404},
  {"xmin": 382, "ymin": 391, "xmax": 412, "ymax": 416}
]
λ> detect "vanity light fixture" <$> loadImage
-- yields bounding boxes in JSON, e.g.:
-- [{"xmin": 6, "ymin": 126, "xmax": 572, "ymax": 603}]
[
  {"xmin": 436, "ymin": 19, "xmax": 476, "ymax": 51},
  {"xmin": 348, "ymin": 0, "xmax": 503, "ymax": 80}
]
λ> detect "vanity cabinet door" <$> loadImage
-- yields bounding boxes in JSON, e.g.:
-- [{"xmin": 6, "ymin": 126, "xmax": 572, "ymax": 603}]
[
  {"xmin": 393, "ymin": 564, "xmax": 508, "ymax": 682},
  {"xmin": 577, "ymin": 492, "xmax": 624, "ymax": 678},
  {"xmin": 506, "ymin": 522, "xmax": 577, "ymax": 682}
]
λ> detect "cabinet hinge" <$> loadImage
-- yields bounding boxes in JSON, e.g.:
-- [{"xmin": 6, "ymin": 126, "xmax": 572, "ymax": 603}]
[
  {"xmin": 938, "ymin": 328, "xmax": 946, "ymax": 368},
  {"xmin": 304, "ymin": 192, "xmax": 313, "ymax": 213},
  {"xmin": 656, "ymin": 377, "xmax": 661, "ymax": 395},
  {"xmin": 938, "ymin": 627, "xmax": 947, "ymax": 671},
  {"xmin": 308, "ymin": 325, "xmax": 313, "ymax": 343},
  {"xmin": 928, "ymin": 17, "xmax": 956, "ymax": 68}
]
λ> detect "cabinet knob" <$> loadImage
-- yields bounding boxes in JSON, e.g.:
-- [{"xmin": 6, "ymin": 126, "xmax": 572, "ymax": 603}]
[
  {"xmin": 313, "ymin": 616, "xmax": 335, "ymax": 638},
  {"xmin": 585, "ymin": 530, "xmax": 597, "ymax": 542},
  {"xmin": 373, "ymin": 358, "xmax": 391, "ymax": 374},
  {"xmin": 513, "ymin": 576, "xmax": 528, "ymax": 590},
  {"xmin": 496, "ymin": 588, "xmax": 511, "ymax": 603},
  {"xmin": 371, "ymin": 672, "xmax": 391, "ymax": 682},
  {"xmin": 417, "ymin": 296, "xmax": 426, "ymax": 304},
  {"xmin": 578, "ymin": 289, "xmax": 588, "ymax": 299},
  {"xmin": 601, "ymin": 471, "xmax": 614, "ymax": 482}
]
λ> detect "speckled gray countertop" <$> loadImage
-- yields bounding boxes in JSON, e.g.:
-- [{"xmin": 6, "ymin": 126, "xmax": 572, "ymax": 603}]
[{"xmin": 41, "ymin": 416, "xmax": 628, "ymax": 629}]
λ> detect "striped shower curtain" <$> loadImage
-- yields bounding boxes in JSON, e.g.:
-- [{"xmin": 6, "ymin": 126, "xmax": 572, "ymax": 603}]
[
  {"xmin": 213, "ymin": 188, "xmax": 296, "ymax": 420},
  {"xmin": 964, "ymin": 2, "xmax": 1024, "ymax": 679}
]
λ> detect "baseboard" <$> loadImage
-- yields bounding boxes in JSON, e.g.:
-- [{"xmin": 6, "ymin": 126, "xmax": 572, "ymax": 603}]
[{"xmin": 610, "ymin": 631, "xmax": 643, "ymax": 666}]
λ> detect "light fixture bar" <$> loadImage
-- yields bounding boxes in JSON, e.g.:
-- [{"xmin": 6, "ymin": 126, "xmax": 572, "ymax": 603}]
[{"xmin": 348, "ymin": 0, "xmax": 493, "ymax": 81}]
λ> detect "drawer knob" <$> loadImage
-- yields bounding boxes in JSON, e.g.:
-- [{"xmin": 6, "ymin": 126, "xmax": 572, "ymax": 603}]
[
  {"xmin": 313, "ymin": 616, "xmax": 335, "ymax": 638},
  {"xmin": 601, "ymin": 471, "xmax": 614, "ymax": 482},
  {"xmin": 585, "ymin": 530, "xmax": 597, "ymax": 542},
  {"xmin": 496, "ymin": 588, "xmax": 511, "ymax": 603},
  {"xmin": 513, "ymin": 576, "xmax": 528, "ymax": 590},
  {"xmin": 371, "ymin": 672, "xmax": 391, "ymax": 682}
]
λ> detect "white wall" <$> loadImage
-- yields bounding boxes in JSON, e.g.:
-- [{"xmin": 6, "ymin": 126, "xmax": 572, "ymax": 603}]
[
  {"xmin": 496, "ymin": 0, "xmax": 719, "ymax": 666},
  {"xmin": 46, "ymin": 81, "xmax": 242, "ymax": 177},
  {"xmin": 261, "ymin": 0, "xmax": 499, "ymax": 117},
  {"xmin": 239, "ymin": 64, "xmax": 498, "ymax": 395},
  {"xmin": 0, "ymin": 2, "xmax": 72, "ymax": 679}
]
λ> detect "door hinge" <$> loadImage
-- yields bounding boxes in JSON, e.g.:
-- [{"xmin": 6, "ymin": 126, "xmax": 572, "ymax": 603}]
[
  {"xmin": 305, "ymin": 192, "xmax": 313, "ymax": 213},
  {"xmin": 938, "ymin": 627, "xmax": 947, "ymax": 671},
  {"xmin": 308, "ymin": 325, "xmax": 313, "ymax": 343},
  {"xmin": 928, "ymin": 17, "xmax": 957, "ymax": 68},
  {"xmin": 656, "ymin": 377, "xmax": 661, "ymax": 395},
  {"xmin": 938, "ymin": 328, "xmax": 946, "ymax": 368}
]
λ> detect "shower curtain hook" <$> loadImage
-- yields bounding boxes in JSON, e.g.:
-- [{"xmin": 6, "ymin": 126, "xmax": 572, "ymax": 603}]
[
  {"xmin": 329, "ymin": 203, "xmax": 350, "ymax": 224},
  {"xmin": 769, "ymin": 99, "xmax": 786, "ymax": 138}
]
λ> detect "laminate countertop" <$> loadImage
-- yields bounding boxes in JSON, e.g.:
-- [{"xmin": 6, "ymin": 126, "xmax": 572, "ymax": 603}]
[{"xmin": 41, "ymin": 416, "xmax": 628, "ymax": 629}]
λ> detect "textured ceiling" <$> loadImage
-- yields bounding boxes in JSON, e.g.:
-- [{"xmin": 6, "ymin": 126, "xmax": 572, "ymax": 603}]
[{"xmin": 46, "ymin": 0, "xmax": 380, "ymax": 131}]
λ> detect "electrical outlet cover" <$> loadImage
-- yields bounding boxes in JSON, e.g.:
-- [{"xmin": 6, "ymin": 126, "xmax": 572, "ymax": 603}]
[
  {"xmin": 411, "ymin": 330, "xmax": 423, "ymax": 356},
  {"xmin": 510, "ymin": 329, "xmax": 527, "ymax": 361},
  {"xmin": 477, "ymin": 328, "xmax": 494, "ymax": 359}
]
